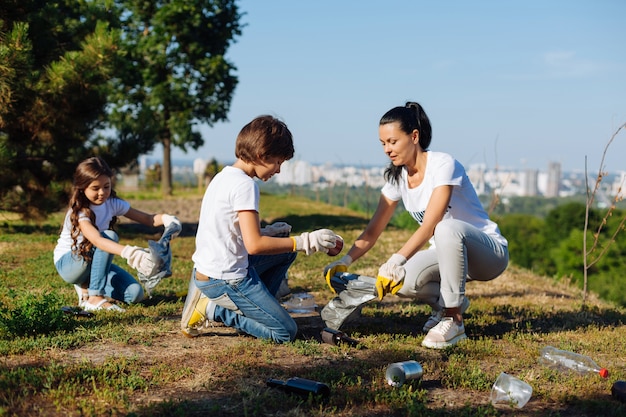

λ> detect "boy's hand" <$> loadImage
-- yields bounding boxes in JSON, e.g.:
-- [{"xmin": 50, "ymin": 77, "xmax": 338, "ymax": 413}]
[{"xmin": 294, "ymin": 229, "xmax": 337, "ymax": 255}]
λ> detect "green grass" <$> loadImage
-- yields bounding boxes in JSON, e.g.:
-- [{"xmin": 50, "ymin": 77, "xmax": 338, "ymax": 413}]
[{"xmin": 1, "ymin": 194, "xmax": 625, "ymax": 416}]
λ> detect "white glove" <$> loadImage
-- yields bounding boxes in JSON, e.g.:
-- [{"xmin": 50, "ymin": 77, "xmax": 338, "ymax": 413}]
[
  {"xmin": 162, "ymin": 214, "xmax": 182, "ymax": 238},
  {"xmin": 323, "ymin": 254, "xmax": 353, "ymax": 293},
  {"xmin": 121, "ymin": 245, "xmax": 156, "ymax": 276},
  {"xmin": 293, "ymin": 229, "xmax": 337, "ymax": 255},
  {"xmin": 376, "ymin": 254, "xmax": 407, "ymax": 300},
  {"xmin": 261, "ymin": 221, "xmax": 292, "ymax": 237}
]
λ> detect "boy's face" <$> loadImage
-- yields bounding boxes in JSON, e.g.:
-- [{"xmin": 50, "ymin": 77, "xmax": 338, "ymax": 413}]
[{"xmin": 254, "ymin": 157, "xmax": 285, "ymax": 181}]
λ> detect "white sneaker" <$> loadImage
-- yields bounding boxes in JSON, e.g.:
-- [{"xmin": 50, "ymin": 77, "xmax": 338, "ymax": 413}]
[
  {"xmin": 74, "ymin": 285, "xmax": 88, "ymax": 307},
  {"xmin": 422, "ymin": 296, "xmax": 470, "ymax": 333},
  {"xmin": 181, "ymin": 279, "xmax": 217, "ymax": 338},
  {"xmin": 83, "ymin": 298, "xmax": 126, "ymax": 312},
  {"xmin": 421, "ymin": 317, "xmax": 467, "ymax": 349},
  {"xmin": 276, "ymin": 275, "xmax": 291, "ymax": 299}
]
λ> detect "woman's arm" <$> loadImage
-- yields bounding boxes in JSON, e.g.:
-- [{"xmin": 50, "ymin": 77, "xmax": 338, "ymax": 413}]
[
  {"xmin": 346, "ymin": 194, "xmax": 398, "ymax": 262},
  {"xmin": 396, "ymin": 185, "xmax": 453, "ymax": 260}
]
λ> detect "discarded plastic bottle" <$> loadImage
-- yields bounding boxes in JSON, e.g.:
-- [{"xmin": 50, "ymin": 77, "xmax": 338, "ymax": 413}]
[
  {"xmin": 612, "ymin": 380, "xmax": 626, "ymax": 403},
  {"xmin": 320, "ymin": 327, "xmax": 360, "ymax": 347},
  {"xmin": 266, "ymin": 377, "xmax": 330, "ymax": 398},
  {"xmin": 538, "ymin": 346, "xmax": 609, "ymax": 378}
]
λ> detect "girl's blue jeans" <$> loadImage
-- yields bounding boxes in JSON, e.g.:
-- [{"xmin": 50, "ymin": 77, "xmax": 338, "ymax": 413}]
[
  {"xmin": 54, "ymin": 230, "xmax": 144, "ymax": 304},
  {"xmin": 194, "ymin": 252, "xmax": 298, "ymax": 343}
]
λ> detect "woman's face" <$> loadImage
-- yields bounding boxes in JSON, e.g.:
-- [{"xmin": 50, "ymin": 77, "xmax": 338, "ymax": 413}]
[
  {"xmin": 83, "ymin": 174, "xmax": 112, "ymax": 205},
  {"xmin": 379, "ymin": 122, "xmax": 418, "ymax": 166}
]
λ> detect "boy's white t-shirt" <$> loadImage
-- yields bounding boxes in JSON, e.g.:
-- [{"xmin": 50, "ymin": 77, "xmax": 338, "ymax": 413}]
[
  {"xmin": 53, "ymin": 197, "xmax": 130, "ymax": 263},
  {"xmin": 381, "ymin": 151, "xmax": 507, "ymax": 247},
  {"xmin": 192, "ymin": 166, "xmax": 260, "ymax": 280}
]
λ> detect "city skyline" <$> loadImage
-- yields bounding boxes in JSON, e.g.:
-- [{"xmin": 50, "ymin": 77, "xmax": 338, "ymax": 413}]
[{"xmin": 146, "ymin": 0, "xmax": 626, "ymax": 173}]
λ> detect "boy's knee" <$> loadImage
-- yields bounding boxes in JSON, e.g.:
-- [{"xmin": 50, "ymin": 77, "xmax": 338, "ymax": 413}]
[{"xmin": 274, "ymin": 320, "xmax": 298, "ymax": 344}]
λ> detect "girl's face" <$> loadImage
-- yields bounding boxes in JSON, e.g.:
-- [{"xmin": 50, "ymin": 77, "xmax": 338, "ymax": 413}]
[
  {"xmin": 254, "ymin": 157, "xmax": 285, "ymax": 182},
  {"xmin": 83, "ymin": 174, "xmax": 112, "ymax": 205},
  {"xmin": 379, "ymin": 122, "xmax": 418, "ymax": 166}
]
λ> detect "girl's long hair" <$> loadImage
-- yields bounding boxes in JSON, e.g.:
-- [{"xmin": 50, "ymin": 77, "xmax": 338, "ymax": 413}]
[{"xmin": 68, "ymin": 157, "xmax": 117, "ymax": 261}]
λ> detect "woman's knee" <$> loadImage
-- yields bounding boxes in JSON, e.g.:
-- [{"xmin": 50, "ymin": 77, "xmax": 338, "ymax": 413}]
[{"xmin": 433, "ymin": 219, "xmax": 461, "ymax": 240}]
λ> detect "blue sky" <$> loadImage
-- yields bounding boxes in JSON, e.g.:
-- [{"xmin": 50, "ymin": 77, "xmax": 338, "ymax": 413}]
[{"xmin": 150, "ymin": 0, "xmax": 626, "ymax": 173}]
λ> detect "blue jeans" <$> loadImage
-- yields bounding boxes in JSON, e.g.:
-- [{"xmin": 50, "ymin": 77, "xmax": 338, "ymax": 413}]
[
  {"xmin": 194, "ymin": 252, "xmax": 298, "ymax": 343},
  {"xmin": 55, "ymin": 230, "xmax": 144, "ymax": 304}
]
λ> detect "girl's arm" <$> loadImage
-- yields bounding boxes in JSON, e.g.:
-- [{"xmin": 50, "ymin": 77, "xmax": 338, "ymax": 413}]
[
  {"xmin": 396, "ymin": 185, "xmax": 452, "ymax": 260},
  {"xmin": 124, "ymin": 207, "xmax": 161, "ymax": 227},
  {"xmin": 239, "ymin": 210, "xmax": 294, "ymax": 255},
  {"xmin": 79, "ymin": 220, "xmax": 126, "ymax": 255},
  {"xmin": 346, "ymin": 194, "xmax": 398, "ymax": 262}
]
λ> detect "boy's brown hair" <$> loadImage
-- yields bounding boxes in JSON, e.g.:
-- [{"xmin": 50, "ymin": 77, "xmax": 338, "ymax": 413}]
[{"xmin": 235, "ymin": 115, "xmax": 295, "ymax": 163}]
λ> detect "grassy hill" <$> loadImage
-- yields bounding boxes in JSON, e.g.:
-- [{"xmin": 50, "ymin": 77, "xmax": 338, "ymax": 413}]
[{"xmin": 0, "ymin": 193, "xmax": 625, "ymax": 416}]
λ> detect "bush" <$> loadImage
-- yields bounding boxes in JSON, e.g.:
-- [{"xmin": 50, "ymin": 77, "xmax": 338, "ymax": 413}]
[{"xmin": 0, "ymin": 291, "xmax": 76, "ymax": 338}]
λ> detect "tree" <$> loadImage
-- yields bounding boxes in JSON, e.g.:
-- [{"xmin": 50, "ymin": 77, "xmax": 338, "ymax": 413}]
[
  {"xmin": 582, "ymin": 122, "xmax": 626, "ymax": 302},
  {"xmin": 0, "ymin": 0, "xmax": 121, "ymax": 218},
  {"xmin": 107, "ymin": 0, "xmax": 242, "ymax": 196}
]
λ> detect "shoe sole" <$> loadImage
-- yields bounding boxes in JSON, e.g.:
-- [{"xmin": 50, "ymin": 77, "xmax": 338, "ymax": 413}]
[
  {"xmin": 181, "ymin": 277, "xmax": 203, "ymax": 324},
  {"xmin": 422, "ymin": 297, "xmax": 471, "ymax": 333},
  {"xmin": 421, "ymin": 332, "xmax": 467, "ymax": 349},
  {"xmin": 181, "ymin": 328, "xmax": 200, "ymax": 338}
]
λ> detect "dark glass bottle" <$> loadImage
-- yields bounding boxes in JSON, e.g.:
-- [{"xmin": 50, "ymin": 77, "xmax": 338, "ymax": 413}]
[
  {"xmin": 267, "ymin": 377, "xmax": 330, "ymax": 398},
  {"xmin": 612, "ymin": 380, "xmax": 626, "ymax": 403},
  {"xmin": 320, "ymin": 327, "xmax": 360, "ymax": 347}
]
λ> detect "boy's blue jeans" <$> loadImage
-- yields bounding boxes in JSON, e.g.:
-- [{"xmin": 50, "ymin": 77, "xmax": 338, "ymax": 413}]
[
  {"xmin": 194, "ymin": 252, "xmax": 298, "ymax": 343},
  {"xmin": 55, "ymin": 230, "xmax": 144, "ymax": 304}
]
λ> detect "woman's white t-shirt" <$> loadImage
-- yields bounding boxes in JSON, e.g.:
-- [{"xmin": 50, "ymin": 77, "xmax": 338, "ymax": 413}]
[
  {"xmin": 53, "ymin": 197, "xmax": 130, "ymax": 263},
  {"xmin": 381, "ymin": 151, "xmax": 507, "ymax": 247},
  {"xmin": 192, "ymin": 166, "xmax": 260, "ymax": 280}
]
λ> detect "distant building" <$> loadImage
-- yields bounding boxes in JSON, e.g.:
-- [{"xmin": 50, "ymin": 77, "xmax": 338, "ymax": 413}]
[
  {"xmin": 522, "ymin": 169, "xmax": 539, "ymax": 196},
  {"xmin": 545, "ymin": 162, "xmax": 561, "ymax": 197}
]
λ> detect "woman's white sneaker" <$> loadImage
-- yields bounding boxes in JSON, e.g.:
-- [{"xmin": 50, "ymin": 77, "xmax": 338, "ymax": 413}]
[
  {"xmin": 421, "ymin": 317, "xmax": 467, "ymax": 349},
  {"xmin": 422, "ymin": 297, "xmax": 470, "ymax": 333}
]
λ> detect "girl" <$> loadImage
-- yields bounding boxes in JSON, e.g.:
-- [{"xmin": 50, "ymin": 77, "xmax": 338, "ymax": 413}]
[
  {"xmin": 54, "ymin": 157, "xmax": 180, "ymax": 311},
  {"xmin": 324, "ymin": 102, "xmax": 509, "ymax": 349}
]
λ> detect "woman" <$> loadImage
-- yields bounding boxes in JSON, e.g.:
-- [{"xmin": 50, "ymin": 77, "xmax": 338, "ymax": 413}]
[{"xmin": 324, "ymin": 102, "xmax": 508, "ymax": 349}]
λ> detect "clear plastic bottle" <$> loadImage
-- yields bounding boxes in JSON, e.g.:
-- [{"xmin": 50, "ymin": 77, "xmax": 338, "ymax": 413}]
[{"xmin": 539, "ymin": 346, "xmax": 609, "ymax": 378}]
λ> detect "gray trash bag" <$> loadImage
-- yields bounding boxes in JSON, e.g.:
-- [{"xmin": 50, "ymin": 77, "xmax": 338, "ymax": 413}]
[
  {"xmin": 320, "ymin": 272, "xmax": 377, "ymax": 330},
  {"xmin": 137, "ymin": 221, "xmax": 182, "ymax": 297}
]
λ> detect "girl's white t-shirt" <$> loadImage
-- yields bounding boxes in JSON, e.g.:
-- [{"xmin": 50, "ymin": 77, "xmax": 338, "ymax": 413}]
[
  {"xmin": 53, "ymin": 197, "xmax": 130, "ymax": 263},
  {"xmin": 381, "ymin": 151, "xmax": 507, "ymax": 247},
  {"xmin": 192, "ymin": 166, "xmax": 260, "ymax": 280}
]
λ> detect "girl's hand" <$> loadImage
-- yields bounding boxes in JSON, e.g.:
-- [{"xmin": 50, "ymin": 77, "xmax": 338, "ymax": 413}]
[
  {"xmin": 162, "ymin": 214, "xmax": 182, "ymax": 237},
  {"xmin": 122, "ymin": 245, "xmax": 157, "ymax": 276}
]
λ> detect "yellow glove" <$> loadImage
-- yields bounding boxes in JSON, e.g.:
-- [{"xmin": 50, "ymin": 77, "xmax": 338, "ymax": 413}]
[
  {"xmin": 323, "ymin": 255, "xmax": 352, "ymax": 293},
  {"xmin": 375, "ymin": 254, "xmax": 407, "ymax": 300}
]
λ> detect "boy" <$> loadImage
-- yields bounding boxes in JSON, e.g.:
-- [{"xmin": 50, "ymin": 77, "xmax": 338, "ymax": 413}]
[{"xmin": 181, "ymin": 115, "xmax": 339, "ymax": 343}]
